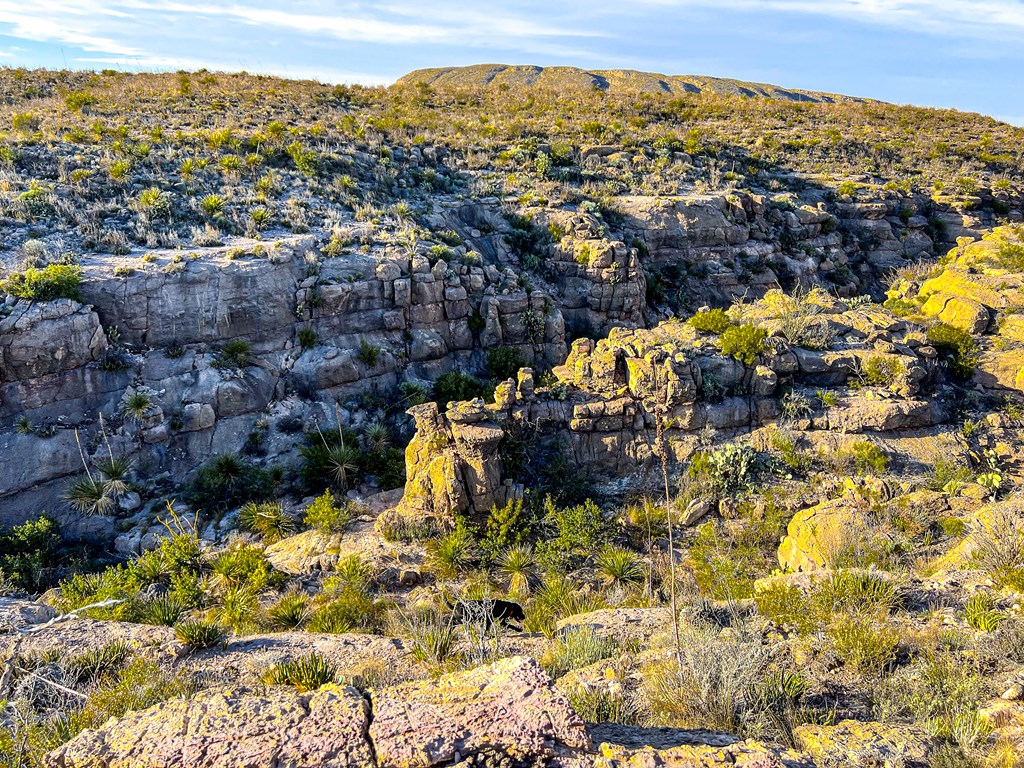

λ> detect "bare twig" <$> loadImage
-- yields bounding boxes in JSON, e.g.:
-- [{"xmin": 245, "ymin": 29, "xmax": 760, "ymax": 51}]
[{"xmin": 19, "ymin": 599, "xmax": 126, "ymax": 635}]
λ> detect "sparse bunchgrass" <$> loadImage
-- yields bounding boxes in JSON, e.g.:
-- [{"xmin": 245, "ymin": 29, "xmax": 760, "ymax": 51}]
[
  {"xmin": 971, "ymin": 502, "xmax": 1024, "ymax": 591},
  {"xmin": 408, "ymin": 611, "xmax": 462, "ymax": 667},
  {"xmin": 874, "ymin": 653, "xmax": 992, "ymax": 751},
  {"xmin": 642, "ymin": 623, "xmax": 771, "ymax": 734},
  {"xmin": 564, "ymin": 668, "xmax": 642, "ymax": 725},
  {"xmin": 827, "ymin": 611, "xmax": 899, "ymax": 674},
  {"xmin": 540, "ymin": 626, "xmax": 619, "ymax": 679},
  {"xmin": 964, "ymin": 593, "xmax": 1007, "ymax": 632}
]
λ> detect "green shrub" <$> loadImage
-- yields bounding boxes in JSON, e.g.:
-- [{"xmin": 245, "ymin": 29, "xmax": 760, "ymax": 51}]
[
  {"xmin": 0, "ymin": 516, "xmax": 60, "ymax": 591},
  {"xmin": 719, "ymin": 323, "xmax": 767, "ymax": 364},
  {"xmin": 687, "ymin": 308, "xmax": 732, "ymax": 334},
  {"xmin": 481, "ymin": 498, "xmax": 533, "ymax": 560},
  {"xmin": 1, "ymin": 264, "xmax": 82, "ymax": 301},
  {"xmin": 434, "ymin": 370, "xmax": 486, "ymax": 405},
  {"xmin": 846, "ymin": 441, "xmax": 889, "ymax": 475},
  {"xmin": 927, "ymin": 323, "xmax": 980, "ymax": 380},
  {"xmin": 356, "ymin": 340, "xmax": 381, "ymax": 367},
  {"xmin": 186, "ymin": 455, "xmax": 275, "ymax": 511},
  {"xmin": 306, "ymin": 590, "xmax": 386, "ymax": 634},
  {"xmin": 216, "ymin": 338, "xmax": 251, "ymax": 368},
  {"xmin": 540, "ymin": 497, "xmax": 610, "ymax": 567},
  {"xmin": 298, "ymin": 327, "xmax": 317, "ymax": 349},
  {"xmin": 303, "ymin": 489, "xmax": 351, "ymax": 533},
  {"xmin": 485, "ymin": 345, "xmax": 525, "ymax": 381},
  {"xmin": 755, "ymin": 581, "xmax": 819, "ymax": 634},
  {"xmin": 261, "ymin": 653, "xmax": 336, "ymax": 691},
  {"xmin": 210, "ymin": 543, "xmax": 277, "ymax": 591},
  {"xmin": 861, "ymin": 355, "xmax": 905, "ymax": 387}
]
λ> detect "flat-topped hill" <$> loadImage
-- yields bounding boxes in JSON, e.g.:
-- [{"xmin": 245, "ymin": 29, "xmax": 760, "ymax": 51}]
[{"xmin": 398, "ymin": 63, "xmax": 875, "ymax": 103}]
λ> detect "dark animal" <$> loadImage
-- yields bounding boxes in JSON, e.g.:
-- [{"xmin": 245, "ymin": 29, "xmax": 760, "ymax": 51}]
[{"xmin": 444, "ymin": 597, "xmax": 526, "ymax": 632}]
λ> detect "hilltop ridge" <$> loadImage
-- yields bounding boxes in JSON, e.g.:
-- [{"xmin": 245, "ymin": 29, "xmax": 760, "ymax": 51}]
[{"xmin": 398, "ymin": 63, "xmax": 877, "ymax": 103}]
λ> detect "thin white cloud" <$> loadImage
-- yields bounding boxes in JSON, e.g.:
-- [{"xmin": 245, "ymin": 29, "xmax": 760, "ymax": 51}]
[
  {"xmin": 625, "ymin": 0, "xmax": 1024, "ymax": 39},
  {"xmin": 0, "ymin": 0, "xmax": 621, "ymax": 78}
]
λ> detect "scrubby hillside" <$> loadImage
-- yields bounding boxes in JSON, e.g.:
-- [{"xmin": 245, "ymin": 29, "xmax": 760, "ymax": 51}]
[
  {"xmin": 398, "ymin": 63, "xmax": 876, "ymax": 103},
  {"xmin": 3, "ymin": 66, "xmax": 1024, "ymax": 768}
]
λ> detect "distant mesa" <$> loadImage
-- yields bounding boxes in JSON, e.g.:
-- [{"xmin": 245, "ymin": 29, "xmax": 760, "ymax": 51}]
[{"xmin": 397, "ymin": 63, "xmax": 876, "ymax": 104}]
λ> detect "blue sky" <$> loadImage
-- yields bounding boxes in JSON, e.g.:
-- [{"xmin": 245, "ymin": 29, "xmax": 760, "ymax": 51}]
[{"xmin": 2, "ymin": 1, "xmax": 1023, "ymax": 124}]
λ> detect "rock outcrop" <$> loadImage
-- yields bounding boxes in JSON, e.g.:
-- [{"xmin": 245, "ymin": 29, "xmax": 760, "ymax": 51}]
[
  {"xmin": 370, "ymin": 656, "xmax": 590, "ymax": 767},
  {"xmin": 395, "ymin": 292, "xmax": 947, "ymax": 521},
  {"xmin": 47, "ymin": 656, "xmax": 590, "ymax": 768},
  {"xmin": 45, "ymin": 684, "xmax": 376, "ymax": 768}
]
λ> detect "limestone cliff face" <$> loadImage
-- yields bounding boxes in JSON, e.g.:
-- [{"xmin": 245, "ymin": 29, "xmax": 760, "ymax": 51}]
[
  {"xmin": 0, "ymin": 233, "xmax": 567, "ymax": 527},
  {"xmin": 0, "ymin": 189, "xmax": 985, "ymax": 530}
]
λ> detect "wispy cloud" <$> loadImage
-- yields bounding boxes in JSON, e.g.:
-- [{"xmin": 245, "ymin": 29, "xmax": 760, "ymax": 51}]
[{"xmin": 625, "ymin": 0, "xmax": 1024, "ymax": 39}]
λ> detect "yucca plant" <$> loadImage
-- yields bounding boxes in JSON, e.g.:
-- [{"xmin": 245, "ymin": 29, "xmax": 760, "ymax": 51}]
[
  {"xmin": 498, "ymin": 544, "xmax": 538, "ymax": 597},
  {"xmin": 64, "ymin": 474, "xmax": 115, "ymax": 516},
  {"xmin": 266, "ymin": 592, "xmax": 311, "ymax": 631},
  {"xmin": 426, "ymin": 528, "xmax": 478, "ymax": 579},
  {"xmin": 261, "ymin": 653, "xmax": 337, "ymax": 692},
  {"xmin": 139, "ymin": 596, "xmax": 184, "ymax": 627},
  {"xmin": 595, "ymin": 546, "xmax": 645, "ymax": 588},
  {"xmin": 175, "ymin": 619, "xmax": 227, "ymax": 650},
  {"xmin": 964, "ymin": 593, "xmax": 1007, "ymax": 632},
  {"xmin": 65, "ymin": 639, "xmax": 132, "ymax": 684},
  {"xmin": 329, "ymin": 554, "xmax": 374, "ymax": 594},
  {"xmin": 95, "ymin": 455, "xmax": 131, "ymax": 497},
  {"xmin": 213, "ymin": 585, "xmax": 261, "ymax": 633},
  {"xmin": 363, "ymin": 420, "xmax": 391, "ymax": 453},
  {"xmin": 326, "ymin": 444, "xmax": 360, "ymax": 489},
  {"xmin": 239, "ymin": 501, "xmax": 294, "ymax": 543},
  {"xmin": 120, "ymin": 388, "xmax": 155, "ymax": 423}
]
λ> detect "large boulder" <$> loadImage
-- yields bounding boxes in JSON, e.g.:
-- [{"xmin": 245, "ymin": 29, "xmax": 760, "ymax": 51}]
[
  {"xmin": 370, "ymin": 656, "xmax": 590, "ymax": 767},
  {"xmin": 45, "ymin": 684, "xmax": 375, "ymax": 768},
  {"xmin": 793, "ymin": 720, "xmax": 939, "ymax": 766}
]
